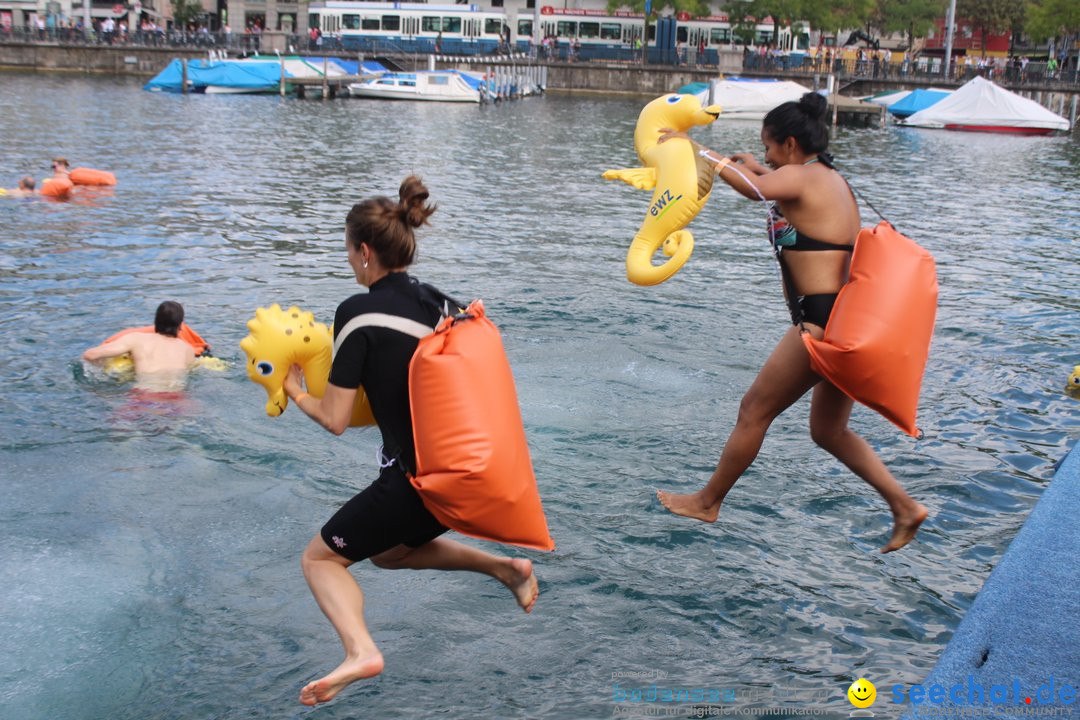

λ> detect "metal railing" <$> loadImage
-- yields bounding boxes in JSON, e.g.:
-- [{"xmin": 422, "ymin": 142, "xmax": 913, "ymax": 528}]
[{"xmin": 0, "ymin": 26, "xmax": 305, "ymax": 53}]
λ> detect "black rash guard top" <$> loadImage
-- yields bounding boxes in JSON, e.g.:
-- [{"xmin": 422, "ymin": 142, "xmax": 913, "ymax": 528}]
[{"xmin": 328, "ymin": 271, "xmax": 443, "ymax": 475}]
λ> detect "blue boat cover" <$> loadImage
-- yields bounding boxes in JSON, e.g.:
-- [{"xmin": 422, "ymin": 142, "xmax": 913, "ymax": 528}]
[
  {"xmin": 454, "ymin": 71, "xmax": 483, "ymax": 91},
  {"xmin": 143, "ymin": 59, "xmax": 185, "ymax": 92},
  {"xmin": 677, "ymin": 81, "xmax": 710, "ymax": 95},
  {"xmin": 144, "ymin": 59, "xmax": 283, "ymax": 92},
  {"xmin": 889, "ymin": 88, "xmax": 951, "ymax": 118}
]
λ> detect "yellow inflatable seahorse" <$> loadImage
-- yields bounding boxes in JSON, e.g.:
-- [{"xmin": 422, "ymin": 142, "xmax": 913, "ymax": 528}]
[
  {"xmin": 603, "ymin": 93, "xmax": 722, "ymax": 286},
  {"xmin": 240, "ymin": 304, "xmax": 375, "ymax": 425}
]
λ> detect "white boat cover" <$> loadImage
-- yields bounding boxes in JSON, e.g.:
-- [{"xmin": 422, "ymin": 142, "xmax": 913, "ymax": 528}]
[
  {"xmin": 696, "ymin": 79, "xmax": 810, "ymax": 118},
  {"xmin": 903, "ymin": 76, "xmax": 1069, "ymax": 131}
]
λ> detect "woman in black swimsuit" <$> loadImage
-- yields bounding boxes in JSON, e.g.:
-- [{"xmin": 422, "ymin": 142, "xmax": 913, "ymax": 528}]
[
  {"xmin": 656, "ymin": 93, "xmax": 927, "ymax": 553},
  {"xmin": 282, "ymin": 176, "xmax": 539, "ymax": 707}
]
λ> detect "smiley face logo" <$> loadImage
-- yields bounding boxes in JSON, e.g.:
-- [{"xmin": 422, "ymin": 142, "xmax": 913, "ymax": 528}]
[{"xmin": 847, "ymin": 678, "xmax": 876, "ymax": 708}]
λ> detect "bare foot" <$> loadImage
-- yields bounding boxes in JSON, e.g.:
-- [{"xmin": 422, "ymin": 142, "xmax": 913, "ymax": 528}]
[
  {"xmin": 299, "ymin": 651, "xmax": 384, "ymax": 706},
  {"xmin": 499, "ymin": 557, "xmax": 539, "ymax": 613},
  {"xmin": 881, "ymin": 503, "xmax": 929, "ymax": 553},
  {"xmin": 656, "ymin": 490, "xmax": 719, "ymax": 523}
]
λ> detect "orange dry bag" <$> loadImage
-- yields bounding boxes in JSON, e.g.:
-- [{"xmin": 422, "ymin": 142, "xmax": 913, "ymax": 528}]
[
  {"xmin": 40, "ymin": 177, "xmax": 73, "ymax": 199},
  {"xmin": 802, "ymin": 221, "xmax": 937, "ymax": 437},
  {"xmin": 104, "ymin": 323, "xmax": 211, "ymax": 356},
  {"xmin": 69, "ymin": 168, "xmax": 117, "ymax": 186},
  {"xmin": 409, "ymin": 300, "xmax": 555, "ymax": 551}
]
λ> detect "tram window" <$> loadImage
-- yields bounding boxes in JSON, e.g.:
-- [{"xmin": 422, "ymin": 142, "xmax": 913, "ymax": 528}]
[
  {"xmin": 444, "ymin": 17, "xmax": 461, "ymax": 33},
  {"xmin": 308, "ymin": 13, "xmax": 318, "ymax": 30},
  {"xmin": 518, "ymin": 19, "xmax": 532, "ymax": 36},
  {"xmin": 556, "ymin": 20, "xmax": 576, "ymax": 37},
  {"xmin": 382, "ymin": 15, "xmax": 400, "ymax": 31},
  {"xmin": 676, "ymin": 26, "xmax": 687, "ymax": 42},
  {"xmin": 422, "ymin": 16, "xmax": 440, "ymax": 32},
  {"xmin": 579, "ymin": 21, "xmax": 599, "ymax": 38},
  {"xmin": 755, "ymin": 30, "xmax": 772, "ymax": 44},
  {"xmin": 647, "ymin": 24, "xmax": 655, "ymax": 41},
  {"xmin": 342, "ymin": 14, "xmax": 360, "ymax": 30},
  {"xmin": 361, "ymin": 17, "xmax": 379, "ymax": 30},
  {"xmin": 600, "ymin": 22, "xmax": 620, "ymax": 40},
  {"xmin": 484, "ymin": 19, "xmax": 503, "ymax": 35},
  {"xmin": 710, "ymin": 28, "xmax": 729, "ymax": 44}
]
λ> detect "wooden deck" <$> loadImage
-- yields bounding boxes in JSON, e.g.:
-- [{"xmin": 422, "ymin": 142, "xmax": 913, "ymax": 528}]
[
  {"xmin": 829, "ymin": 93, "xmax": 887, "ymax": 128},
  {"xmin": 287, "ymin": 75, "xmax": 364, "ymax": 99}
]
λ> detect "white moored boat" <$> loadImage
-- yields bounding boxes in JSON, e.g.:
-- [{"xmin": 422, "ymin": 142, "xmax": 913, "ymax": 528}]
[{"xmin": 349, "ymin": 71, "xmax": 482, "ymax": 103}]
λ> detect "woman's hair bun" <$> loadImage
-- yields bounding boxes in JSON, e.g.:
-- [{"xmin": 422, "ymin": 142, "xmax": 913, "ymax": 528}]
[
  {"xmin": 398, "ymin": 175, "xmax": 436, "ymax": 229},
  {"xmin": 798, "ymin": 92, "xmax": 827, "ymax": 121}
]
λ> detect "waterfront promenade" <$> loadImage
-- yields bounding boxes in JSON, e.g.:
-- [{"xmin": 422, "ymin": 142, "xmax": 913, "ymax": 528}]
[{"xmin": 3, "ymin": 30, "xmax": 1079, "ymax": 97}]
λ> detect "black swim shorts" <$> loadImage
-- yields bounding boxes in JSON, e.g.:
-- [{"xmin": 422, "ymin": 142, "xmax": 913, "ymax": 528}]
[{"xmin": 320, "ymin": 464, "xmax": 449, "ymax": 562}]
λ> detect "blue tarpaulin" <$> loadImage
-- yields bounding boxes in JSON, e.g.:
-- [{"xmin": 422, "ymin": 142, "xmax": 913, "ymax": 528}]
[
  {"xmin": 889, "ymin": 89, "xmax": 951, "ymax": 118},
  {"xmin": 144, "ymin": 59, "xmax": 283, "ymax": 93}
]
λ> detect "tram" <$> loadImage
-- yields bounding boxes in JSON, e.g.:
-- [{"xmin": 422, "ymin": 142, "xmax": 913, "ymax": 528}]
[
  {"xmin": 308, "ymin": 1, "xmax": 509, "ymax": 55},
  {"xmin": 307, "ymin": 2, "xmax": 810, "ymax": 62}
]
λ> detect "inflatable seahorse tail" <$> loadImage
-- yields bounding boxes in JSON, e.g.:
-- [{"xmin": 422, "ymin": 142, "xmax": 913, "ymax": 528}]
[{"xmin": 626, "ymin": 229, "xmax": 695, "ymax": 286}]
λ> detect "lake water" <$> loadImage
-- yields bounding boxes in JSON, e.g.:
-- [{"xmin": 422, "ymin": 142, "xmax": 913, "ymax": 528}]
[{"xmin": 1, "ymin": 72, "xmax": 1078, "ymax": 719}]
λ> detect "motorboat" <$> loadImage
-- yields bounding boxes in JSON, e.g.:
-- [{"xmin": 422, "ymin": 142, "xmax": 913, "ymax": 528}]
[
  {"xmin": 902, "ymin": 76, "xmax": 1070, "ymax": 135},
  {"xmin": 348, "ymin": 71, "xmax": 482, "ymax": 103}
]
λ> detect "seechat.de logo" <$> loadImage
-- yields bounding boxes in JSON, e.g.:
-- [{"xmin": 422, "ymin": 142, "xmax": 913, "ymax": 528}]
[{"xmin": 848, "ymin": 678, "xmax": 877, "ymax": 717}]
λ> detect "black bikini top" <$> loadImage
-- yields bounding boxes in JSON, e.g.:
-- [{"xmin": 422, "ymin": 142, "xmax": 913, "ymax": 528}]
[{"xmin": 768, "ymin": 203, "xmax": 854, "ymax": 252}]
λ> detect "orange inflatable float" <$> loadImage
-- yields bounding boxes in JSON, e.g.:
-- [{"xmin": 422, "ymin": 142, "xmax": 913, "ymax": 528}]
[
  {"xmin": 40, "ymin": 177, "xmax": 73, "ymax": 199},
  {"xmin": 409, "ymin": 300, "xmax": 555, "ymax": 551},
  {"xmin": 802, "ymin": 221, "xmax": 938, "ymax": 437},
  {"xmin": 104, "ymin": 323, "xmax": 210, "ymax": 355},
  {"xmin": 69, "ymin": 168, "xmax": 117, "ymax": 186}
]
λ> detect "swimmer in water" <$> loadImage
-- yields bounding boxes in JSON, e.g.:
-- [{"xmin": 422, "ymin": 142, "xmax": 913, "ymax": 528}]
[
  {"xmin": 82, "ymin": 301, "xmax": 196, "ymax": 390},
  {"xmin": 1, "ymin": 177, "xmax": 37, "ymax": 198}
]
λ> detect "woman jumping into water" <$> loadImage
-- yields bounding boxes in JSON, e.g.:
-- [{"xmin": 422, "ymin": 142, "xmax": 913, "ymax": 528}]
[
  {"xmin": 655, "ymin": 92, "xmax": 927, "ymax": 553},
  {"xmin": 282, "ymin": 176, "xmax": 539, "ymax": 706}
]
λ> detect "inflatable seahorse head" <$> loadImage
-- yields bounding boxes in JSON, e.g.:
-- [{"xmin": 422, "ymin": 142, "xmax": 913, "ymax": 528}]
[
  {"xmin": 240, "ymin": 304, "xmax": 332, "ymax": 417},
  {"xmin": 633, "ymin": 93, "xmax": 722, "ymax": 162},
  {"xmin": 1067, "ymin": 365, "xmax": 1080, "ymax": 398},
  {"xmin": 240, "ymin": 303, "xmax": 375, "ymax": 425},
  {"xmin": 603, "ymin": 93, "xmax": 722, "ymax": 286}
]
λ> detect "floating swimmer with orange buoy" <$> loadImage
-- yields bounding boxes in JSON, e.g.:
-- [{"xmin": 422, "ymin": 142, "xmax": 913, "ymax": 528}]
[
  {"xmin": 603, "ymin": 93, "xmax": 722, "ymax": 286},
  {"xmin": 652, "ymin": 91, "xmax": 931, "ymax": 553},
  {"xmin": 41, "ymin": 157, "xmax": 117, "ymax": 200},
  {"xmin": 82, "ymin": 301, "xmax": 224, "ymax": 389}
]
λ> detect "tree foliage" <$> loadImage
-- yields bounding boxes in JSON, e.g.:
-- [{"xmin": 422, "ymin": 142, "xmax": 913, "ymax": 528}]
[
  {"xmin": 1025, "ymin": 0, "xmax": 1080, "ymax": 42},
  {"xmin": 872, "ymin": 0, "xmax": 946, "ymax": 48},
  {"xmin": 171, "ymin": 0, "xmax": 203, "ymax": 27}
]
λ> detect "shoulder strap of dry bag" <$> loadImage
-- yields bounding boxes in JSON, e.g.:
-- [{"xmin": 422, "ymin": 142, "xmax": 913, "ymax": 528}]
[{"xmin": 332, "ymin": 313, "xmax": 433, "ymax": 358}]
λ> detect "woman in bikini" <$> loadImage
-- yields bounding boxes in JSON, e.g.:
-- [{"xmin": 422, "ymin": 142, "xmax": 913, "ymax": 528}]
[{"xmin": 656, "ymin": 92, "xmax": 927, "ymax": 553}]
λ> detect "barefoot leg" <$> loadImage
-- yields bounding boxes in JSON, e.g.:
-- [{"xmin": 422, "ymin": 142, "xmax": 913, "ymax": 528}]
[
  {"xmin": 658, "ymin": 326, "xmax": 820, "ymax": 522},
  {"xmin": 809, "ymin": 382, "xmax": 928, "ymax": 553},
  {"xmin": 299, "ymin": 535, "xmax": 385, "ymax": 706},
  {"xmin": 372, "ymin": 538, "xmax": 539, "ymax": 613}
]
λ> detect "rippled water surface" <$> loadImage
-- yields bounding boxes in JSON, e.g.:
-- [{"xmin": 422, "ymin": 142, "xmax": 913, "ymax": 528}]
[{"xmin": 1, "ymin": 73, "xmax": 1078, "ymax": 719}]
